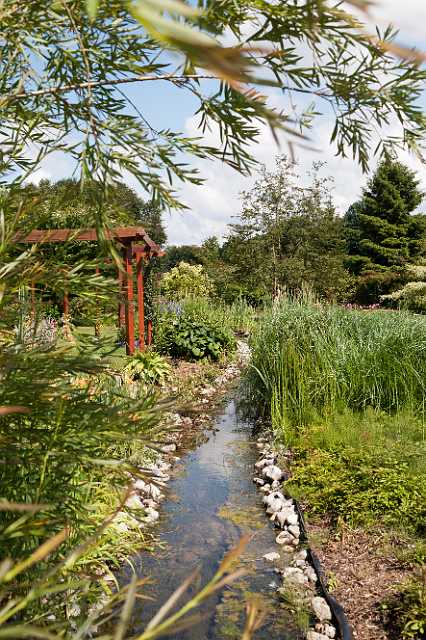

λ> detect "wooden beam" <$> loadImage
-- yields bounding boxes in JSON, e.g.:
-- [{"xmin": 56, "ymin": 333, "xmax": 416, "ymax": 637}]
[
  {"xmin": 124, "ymin": 244, "xmax": 135, "ymax": 356},
  {"xmin": 14, "ymin": 227, "xmax": 164, "ymax": 256},
  {"xmin": 136, "ymin": 253, "xmax": 145, "ymax": 351}
]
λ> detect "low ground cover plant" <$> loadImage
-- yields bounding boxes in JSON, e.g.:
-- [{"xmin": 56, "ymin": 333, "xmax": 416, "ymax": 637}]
[{"xmin": 155, "ymin": 297, "xmax": 239, "ymax": 361}]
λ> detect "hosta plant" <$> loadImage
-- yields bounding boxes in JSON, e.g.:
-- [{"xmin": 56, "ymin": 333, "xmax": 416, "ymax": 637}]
[
  {"xmin": 124, "ymin": 350, "xmax": 172, "ymax": 385},
  {"xmin": 158, "ymin": 315, "xmax": 235, "ymax": 361}
]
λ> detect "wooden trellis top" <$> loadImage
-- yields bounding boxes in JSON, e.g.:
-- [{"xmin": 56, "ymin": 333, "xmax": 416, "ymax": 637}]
[{"xmin": 14, "ymin": 226, "xmax": 164, "ymax": 256}]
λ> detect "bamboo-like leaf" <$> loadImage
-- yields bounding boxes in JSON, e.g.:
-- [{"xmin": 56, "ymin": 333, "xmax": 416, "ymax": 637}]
[
  {"xmin": 114, "ymin": 575, "xmax": 138, "ymax": 640},
  {"xmin": 0, "ymin": 501, "xmax": 50, "ymax": 513},
  {"xmin": 0, "ymin": 405, "xmax": 30, "ymax": 416},
  {"xmin": 0, "ymin": 626, "xmax": 60, "ymax": 639},
  {"xmin": 145, "ymin": 569, "xmax": 198, "ymax": 631},
  {"xmin": 85, "ymin": 0, "xmax": 99, "ymax": 20},
  {"xmin": 4, "ymin": 529, "xmax": 69, "ymax": 581},
  {"xmin": 143, "ymin": 0, "xmax": 200, "ymax": 18}
]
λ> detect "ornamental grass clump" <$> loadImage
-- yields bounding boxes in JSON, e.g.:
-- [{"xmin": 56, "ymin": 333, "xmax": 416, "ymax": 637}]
[{"xmin": 245, "ymin": 297, "xmax": 426, "ymax": 435}]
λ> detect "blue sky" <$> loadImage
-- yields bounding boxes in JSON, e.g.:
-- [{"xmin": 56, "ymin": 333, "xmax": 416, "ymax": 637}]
[{"xmin": 34, "ymin": 0, "xmax": 426, "ymax": 245}]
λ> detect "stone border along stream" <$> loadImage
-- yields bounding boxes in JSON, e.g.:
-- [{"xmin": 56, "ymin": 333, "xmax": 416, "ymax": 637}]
[{"xmin": 254, "ymin": 439, "xmax": 353, "ymax": 640}]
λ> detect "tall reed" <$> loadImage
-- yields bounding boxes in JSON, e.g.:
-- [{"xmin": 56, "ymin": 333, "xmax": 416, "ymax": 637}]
[{"xmin": 245, "ymin": 298, "xmax": 426, "ymax": 440}]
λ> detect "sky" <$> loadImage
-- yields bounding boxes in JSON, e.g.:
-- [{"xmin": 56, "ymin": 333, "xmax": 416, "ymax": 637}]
[{"xmin": 33, "ymin": 0, "xmax": 426, "ymax": 246}]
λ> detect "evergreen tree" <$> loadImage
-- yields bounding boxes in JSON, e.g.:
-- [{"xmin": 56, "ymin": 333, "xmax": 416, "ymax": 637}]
[{"xmin": 345, "ymin": 160, "xmax": 424, "ymax": 302}]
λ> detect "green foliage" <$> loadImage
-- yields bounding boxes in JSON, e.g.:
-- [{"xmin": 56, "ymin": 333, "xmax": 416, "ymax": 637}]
[
  {"xmin": 180, "ymin": 297, "xmax": 257, "ymax": 336},
  {"xmin": 345, "ymin": 160, "xmax": 425, "ymax": 303},
  {"xmin": 287, "ymin": 441, "xmax": 426, "ymax": 532},
  {"xmin": 124, "ymin": 350, "xmax": 171, "ymax": 385},
  {"xmin": 160, "ymin": 261, "xmax": 214, "ymax": 300},
  {"xmin": 245, "ymin": 297, "xmax": 426, "ymax": 431},
  {"xmin": 226, "ymin": 158, "xmax": 352, "ymax": 302},
  {"xmin": 0, "ymin": 346, "xmax": 161, "ymax": 557},
  {"xmin": 2, "ymin": 0, "xmax": 426, "ymax": 635},
  {"xmin": 386, "ymin": 571, "xmax": 426, "ymax": 639},
  {"xmin": 157, "ymin": 312, "xmax": 235, "ymax": 360},
  {"xmin": 381, "ymin": 264, "xmax": 426, "ymax": 313}
]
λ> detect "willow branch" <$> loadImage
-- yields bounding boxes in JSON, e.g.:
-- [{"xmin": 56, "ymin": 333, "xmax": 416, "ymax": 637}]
[{"xmin": 2, "ymin": 74, "xmax": 328, "ymax": 102}]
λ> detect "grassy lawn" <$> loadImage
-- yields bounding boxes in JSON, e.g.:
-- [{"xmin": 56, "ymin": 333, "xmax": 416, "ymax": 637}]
[{"xmin": 57, "ymin": 324, "xmax": 129, "ymax": 369}]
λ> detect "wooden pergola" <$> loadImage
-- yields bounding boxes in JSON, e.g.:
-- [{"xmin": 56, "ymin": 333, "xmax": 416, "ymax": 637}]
[{"xmin": 15, "ymin": 226, "xmax": 164, "ymax": 355}]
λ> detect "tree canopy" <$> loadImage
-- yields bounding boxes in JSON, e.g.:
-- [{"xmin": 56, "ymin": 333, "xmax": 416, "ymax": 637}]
[
  {"xmin": 345, "ymin": 159, "xmax": 425, "ymax": 302},
  {"xmin": 224, "ymin": 157, "xmax": 351, "ymax": 302}
]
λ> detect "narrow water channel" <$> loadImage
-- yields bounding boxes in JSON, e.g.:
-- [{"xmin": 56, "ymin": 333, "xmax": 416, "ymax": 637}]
[{"xmin": 128, "ymin": 398, "xmax": 301, "ymax": 639}]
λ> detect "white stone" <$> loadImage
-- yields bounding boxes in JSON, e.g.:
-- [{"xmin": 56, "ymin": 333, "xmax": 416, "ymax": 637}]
[
  {"xmin": 294, "ymin": 558, "xmax": 308, "ymax": 569},
  {"xmin": 273, "ymin": 508, "xmax": 298, "ymax": 528},
  {"xmin": 295, "ymin": 549, "xmax": 308, "ymax": 561},
  {"xmin": 288, "ymin": 524, "xmax": 300, "ymax": 538},
  {"xmin": 285, "ymin": 510, "xmax": 299, "ymax": 526},
  {"xmin": 144, "ymin": 507, "xmax": 160, "ymax": 523},
  {"xmin": 305, "ymin": 566, "xmax": 318, "ymax": 583},
  {"xmin": 262, "ymin": 465, "xmax": 283, "ymax": 482},
  {"xmin": 161, "ymin": 443, "xmax": 177, "ymax": 453},
  {"xmin": 311, "ymin": 597, "xmax": 332, "ymax": 622},
  {"xmin": 126, "ymin": 494, "xmax": 144, "ymax": 510},
  {"xmin": 133, "ymin": 479, "xmax": 147, "ymax": 491},
  {"xmin": 263, "ymin": 491, "xmax": 285, "ymax": 505},
  {"xmin": 260, "ymin": 484, "xmax": 271, "ymax": 493},
  {"xmin": 142, "ymin": 499, "xmax": 158, "ymax": 509},
  {"xmin": 146, "ymin": 483, "xmax": 163, "ymax": 501},
  {"xmin": 275, "ymin": 531, "xmax": 294, "ymax": 546},
  {"xmin": 315, "ymin": 623, "xmax": 336, "ymax": 639},
  {"xmin": 266, "ymin": 497, "xmax": 286, "ymax": 514},
  {"xmin": 282, "ymin": 567, "xmax": 308, "ymax": 585},
  {"xmin": 253, "ymin": 477, "xmax": 265, "ymax": 486},
  {"xmin": 307, "ymin": 632, "xmax": 330, "ymax": 640},
  {"xmin": 263, "ymin": 551, "xmax": 281, "ymax": 562},
  {"xmin": 255, "ymin": 458, "xmax": 273, "ymax": 470}
]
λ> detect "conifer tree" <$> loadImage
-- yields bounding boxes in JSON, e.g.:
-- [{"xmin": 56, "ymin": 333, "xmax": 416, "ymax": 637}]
[{"xmin": 345, "ymin": 160, "xmax": 424, "ymax": 302}]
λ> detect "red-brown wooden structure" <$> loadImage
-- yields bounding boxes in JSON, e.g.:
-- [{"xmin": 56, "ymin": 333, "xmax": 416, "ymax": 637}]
[{"xmin": 15, "ymin": 226, "xmax": 163, "ymax": 355}]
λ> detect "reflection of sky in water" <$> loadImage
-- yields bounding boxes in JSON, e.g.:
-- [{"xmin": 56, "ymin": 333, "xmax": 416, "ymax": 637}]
[{"xmin": 126, "ymin": 400, "xmax": 300, "ymax": 640}]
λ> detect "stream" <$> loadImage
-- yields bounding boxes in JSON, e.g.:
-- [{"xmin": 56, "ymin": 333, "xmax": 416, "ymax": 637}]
[{"xmin": 127, "ymin": 397, "xmax": 301, "ymax": 639}]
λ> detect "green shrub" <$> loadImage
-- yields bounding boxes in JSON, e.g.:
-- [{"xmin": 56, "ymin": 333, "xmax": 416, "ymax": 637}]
[
  {"xmin": 180, "ymin": 296, "xmax": 258, "ymax": 336},
  {"xmin": 157, "ymin": 314, "xmax": 235, "ymax": 360},
  {"xmin": 123, "ymin": 350, "xmax": 171, "ymax": 385},
  {"xmin": 160, "ymin": 261, "xmax": 214, "ymax": 300}
]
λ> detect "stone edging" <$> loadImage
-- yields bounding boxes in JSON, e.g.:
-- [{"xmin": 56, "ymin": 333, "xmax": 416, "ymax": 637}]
[{"xmin": 254, "ymin": 437, "xmax": 353, "ymax": 640}]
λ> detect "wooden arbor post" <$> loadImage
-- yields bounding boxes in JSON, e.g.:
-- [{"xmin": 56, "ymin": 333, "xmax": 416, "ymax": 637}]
[
  {"xmin": 123, "ymin": 243, "xmax": 135, "ymax": 355},
  {"xmin": 136, "ymin": 250, "xmax": 145, "ymax": 351}
]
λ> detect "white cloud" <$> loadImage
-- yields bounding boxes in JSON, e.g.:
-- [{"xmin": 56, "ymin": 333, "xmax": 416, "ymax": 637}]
[
  {"xmin": 357, "ymin": 0, "xmax": 426, "ymax": 43},
  {"xmin": 166, "ymin": 106, "xmax": 426, "ymax": 245}
]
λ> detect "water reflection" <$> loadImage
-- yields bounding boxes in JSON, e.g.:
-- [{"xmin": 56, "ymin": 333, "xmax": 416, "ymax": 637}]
[{"xmin": 126, "ymin": 399, "xmax": 301, "ymax": 639}]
